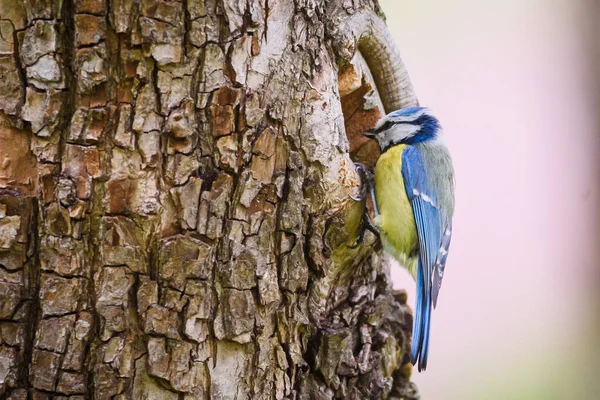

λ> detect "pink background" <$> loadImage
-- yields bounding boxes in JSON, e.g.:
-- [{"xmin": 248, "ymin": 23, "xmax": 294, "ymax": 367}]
[{"xmin": 380, "ymin": 1, "xmax": 600, "ymax": 398}]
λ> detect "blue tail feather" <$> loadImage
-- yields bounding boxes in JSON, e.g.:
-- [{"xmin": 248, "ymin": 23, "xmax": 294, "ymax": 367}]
[{"xmin": 411, "ymin": 259, "xmax": 432, "ymax": 371}]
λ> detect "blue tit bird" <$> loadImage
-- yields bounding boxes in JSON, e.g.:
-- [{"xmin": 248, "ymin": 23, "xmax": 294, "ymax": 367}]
[{"xmin": 352, "ymin": 106, "xmax": 455, "ymax": 371}]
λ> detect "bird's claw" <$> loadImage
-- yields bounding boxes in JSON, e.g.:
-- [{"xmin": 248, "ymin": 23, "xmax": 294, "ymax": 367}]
[
  {"xmin": 348, "ymin": 229, "xmax": 365, "ymax": 249},
  {"xmin": 349, "ymin": 193, "xmax": 365, "ymax": 202},
  {"xmin": 365, "ymin": 217, "xmax": 380, "ymax": 240},
  {"xmin": 350, "ymin": 162, "xmax": 373, "ymax": 203},
  {"xmin": 348, "ymin": 162, "xmax": 380, "ymax": 248},
  {"xmin": 348, "ymin": 210, "xmax": 379, "ymax": 248}
]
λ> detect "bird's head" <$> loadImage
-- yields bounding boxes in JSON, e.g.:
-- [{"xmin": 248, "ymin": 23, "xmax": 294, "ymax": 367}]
[{"xmin": 364, "ymin": 107, "xmax": 441, "ymax": 151}]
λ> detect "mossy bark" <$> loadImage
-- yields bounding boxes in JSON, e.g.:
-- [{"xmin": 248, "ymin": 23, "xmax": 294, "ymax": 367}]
[{"xmin": 0, "ymin": 0, "xmax": 418, "ymax": 398}]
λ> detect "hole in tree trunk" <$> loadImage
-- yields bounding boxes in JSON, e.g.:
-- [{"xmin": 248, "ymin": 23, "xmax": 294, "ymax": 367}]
[{"xmin": 337, "ymin": 53, "xmax": 384, "ymax": 169}]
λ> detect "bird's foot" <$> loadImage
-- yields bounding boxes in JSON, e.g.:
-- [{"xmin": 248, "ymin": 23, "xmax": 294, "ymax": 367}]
[
  {"xmin": 348, "ymin": 207, "xmax": 380, "ymax": 248},
  {"xmin": 349, "ymin": 162, "xmax": 375, "ymax": 203},
  {"xmin": 349, "ymin": 162, "xmax": 380, "ymax": 248}
]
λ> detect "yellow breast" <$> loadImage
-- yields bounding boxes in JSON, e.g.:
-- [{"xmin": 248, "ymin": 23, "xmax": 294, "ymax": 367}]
[{"xmin": 374, "ymin": 145, "xmax": 419, "ymax": 277}]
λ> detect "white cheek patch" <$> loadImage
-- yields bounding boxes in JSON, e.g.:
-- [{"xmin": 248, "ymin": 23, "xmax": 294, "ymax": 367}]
[{"xmin": 394, "ymin": 123, "xmax": 420, "ymax": 138}]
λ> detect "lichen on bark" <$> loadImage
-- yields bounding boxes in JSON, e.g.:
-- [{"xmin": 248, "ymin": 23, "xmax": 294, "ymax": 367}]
[{"xmin": 0, "ymin": 0, "xmax": 419, "ymax": 399}]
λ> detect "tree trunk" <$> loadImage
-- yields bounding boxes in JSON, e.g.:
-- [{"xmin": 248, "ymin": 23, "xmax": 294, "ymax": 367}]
[{"xmin": 0, "ymin": 0, "xmax": 419, "ymax": 398}]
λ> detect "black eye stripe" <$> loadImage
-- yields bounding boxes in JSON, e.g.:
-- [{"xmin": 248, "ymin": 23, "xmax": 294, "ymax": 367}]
[
  {"xmin": 372, "ymin": 120, "xmax": 393, "ymax": 134},
  {"xmin": 374, "ymin": 113, "xmax": 436, "ymax": 135},
  {"xmin": 373, "ymin": 119, "xmax": 415, "ymax": 134}
]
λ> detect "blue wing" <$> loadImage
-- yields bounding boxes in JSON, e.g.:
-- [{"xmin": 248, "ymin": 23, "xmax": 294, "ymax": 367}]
[{"xmin": 401, "ymin": 145, "xmax": 451, "ymax": 371}]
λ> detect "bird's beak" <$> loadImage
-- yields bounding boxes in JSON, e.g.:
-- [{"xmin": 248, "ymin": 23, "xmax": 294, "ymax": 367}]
[{"xmin": 363, "ymin": 129, "xmax": 376, "ymax": 139}]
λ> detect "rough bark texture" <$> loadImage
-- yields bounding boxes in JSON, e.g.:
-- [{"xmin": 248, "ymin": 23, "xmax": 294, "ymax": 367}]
[{"xmin": 0, "ymin": 0, "xmax": 419, "ymax": 398}]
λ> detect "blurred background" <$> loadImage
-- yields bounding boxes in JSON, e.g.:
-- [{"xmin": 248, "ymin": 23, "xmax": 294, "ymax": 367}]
[{"xmin": 379, "ymin": 0, "xmax": 600, "ymax": 399}]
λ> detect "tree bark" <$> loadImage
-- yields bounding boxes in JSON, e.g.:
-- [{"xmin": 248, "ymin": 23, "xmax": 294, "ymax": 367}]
[{"xmin": 0, "ymin": 0, "xmax": 419, "ymax": 398}]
